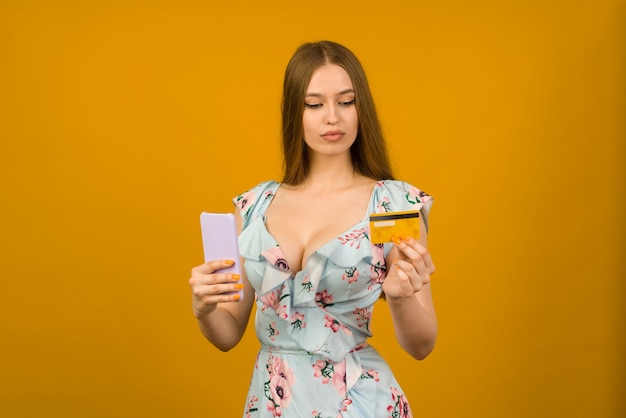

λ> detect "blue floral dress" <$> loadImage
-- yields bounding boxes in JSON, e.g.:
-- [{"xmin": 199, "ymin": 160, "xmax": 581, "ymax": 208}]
[{"xmin": 233, "ymin": 180, "xmax": 433, "ymax": 418}]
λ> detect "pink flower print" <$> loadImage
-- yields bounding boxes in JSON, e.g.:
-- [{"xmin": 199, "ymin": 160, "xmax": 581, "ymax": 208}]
[
  {"xmin": 361, "ymin": 368, "xmax": 380, "ymax": 382},
  {"xmin": 324, "ymin": 315, "xmax": 352, "ymax": 336},
  {"xmin": 260, "ymin": 289, "xmax": 281, "ymax": 312},
  {"xmin": 275, "ymin": 303, "xmax": 289, "ymax": 320},
  {"xmin": 370, "ymin": 243, "xmax": 385, "ymax": 268},
  {"xmin": 290, "ymin": 312, "xmax": 306, "ymax": 332},
  {"xmin": 267, "ymin": 322, "xmax": 279, "ymax": 341},
  {"xmin": 324, "ymin": 315, "xmax": 340, "ymax": 333},
  {"xmin": 338, "ymin": 228, "xmax": 368, "ymax": 249},
  {"xmin": 406, "ymin": 187, "xmax": 427, "ymax": 207},
  {"xmin": 254, "ymin": 351, "xmax": 260, "ymax": 369},
  {"xmin": 369, "ymin": 244, "xmax": 386, "ymax": 289},
  {"xmin": 331, "ymin": 360, "xmax": 347, "ymax": 395},
  {"xmin": 340, "ymin": 396, "xmax": 353, "ymax": 412},
  {"xmin": 353, "ymin": 307, "xmax": 371, "ymax": 330},
  {"xmin": 388, "ymin": 387, "xmax": 412, "ymax": 418},
  {"xmin": 235, "ymin": 190, "xmax": 256, "ymax": 214},
  {"xmin": 315, "ymin": 289, "xmax": 334, "ymax": 308},
  {"xmin": 390, "ymin": 386, "xmax": 400, "ymax": 400},
  {"xmin": 262, "ymin": 246, "xmax": 290, "ymax": 271},
  {"xmin": 398, "ymin": 395, "xmax": 411, "ymax": 418},
  {"xmin": 266, "ymin": 401, "xmax": 281, "ymax": 417},
  {"xmin": 312, "ymin": 359, "xmax": 332, "ymax": 384},
  {"xmin": 377, "ymin": 196, "xmax": 392, "ymax": 213},
  {"xmin": 246, "ymin": 395, "xmax": 259, "ymax": 417},
  {"xmin": 264, "ymin": 190, "xmax": 275, "ymax": 201},
  {"xmin": 267, "ymin": 356, "xmax": 296, "ymax": 414},
  {"xmin": 342, "ymin": 267, "xmax": 359, "ymax": 284},
  {"xmin": 301, "ymin": 275, "xmax": 313, "ymax": 293}
]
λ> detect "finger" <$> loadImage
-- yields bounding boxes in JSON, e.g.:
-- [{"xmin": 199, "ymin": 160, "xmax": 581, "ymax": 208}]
[
  {"xmin": 194, "ymin": 291, "xmax": 241, "ymax": 314},
  {"xmin": 192, "ymin": 259, "xmax": 238, "ymax": 275},
  {"xmin": 190, "ymin": 272, "xmax": 240, "ymax": 287},
  {"xmin": 394, "ymin": 258, "xmax": 430, "ymax": 291},
  {"xmin": 396, "ymin": 238, "xmax": 435, "ymax": 275},
  {"xmin": 202, "ymin": 292, "xmax": 242, "ymax": 305},
  {"xmin": 396, "ymin": 262, "xmax": 425, "ymax": 288},
  {"xmin": 194, "ymin": 281, "xmax": 244, "ymax": 299},
  {"xmin": 385, "ymin": 262, "xmax": 422, "ymax": 298},
  {"xmin": 386, "ymin": 246, "xmax": 403, "ymax": 265},
  {"xmin": 408, "ymin": 240, "xmax": 435, "ymax": 274},
  {"xmin": 391, "ymin": 261, "xmax": 410, "ymax": 280},
  {"xmin": 394, "ymin": 241, "xmax": 423, "ymax": 269},
  {"xmin": 392, "ymin": 237, "xmax": 417, "ymax": 258}
]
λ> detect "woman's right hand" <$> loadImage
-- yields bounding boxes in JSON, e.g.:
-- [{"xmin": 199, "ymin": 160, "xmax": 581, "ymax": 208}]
[{"xmin": 189, "ymin": 259, "xmax": 243, "ymax": 317}]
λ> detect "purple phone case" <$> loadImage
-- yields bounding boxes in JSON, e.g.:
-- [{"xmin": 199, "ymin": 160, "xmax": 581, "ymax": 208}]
[{"xmin": 200, "ymin": 212, "xmax": 243, "ymax": 299}]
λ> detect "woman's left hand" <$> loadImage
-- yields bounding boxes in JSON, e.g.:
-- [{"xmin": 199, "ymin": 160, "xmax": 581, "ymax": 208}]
[{"xmin": 383, "ymin": 235, "xmax": 435, "ymax": 299}]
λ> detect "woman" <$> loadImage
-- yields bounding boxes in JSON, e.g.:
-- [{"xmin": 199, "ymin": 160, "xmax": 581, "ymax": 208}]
[{"xmin": 189, "ymin": 40, "xmax": 437, "ymax": 418}]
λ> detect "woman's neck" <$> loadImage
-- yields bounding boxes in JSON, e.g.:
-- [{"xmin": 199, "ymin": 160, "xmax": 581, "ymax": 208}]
[{"xmin": 293, "ymin": 154, "xmax": 370, "ymax": 193}]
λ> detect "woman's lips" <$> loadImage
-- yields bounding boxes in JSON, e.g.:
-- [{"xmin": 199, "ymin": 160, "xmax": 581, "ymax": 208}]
[{"xmin": 321, "ymin": 130, "xmax": 345, "ymax": 141}]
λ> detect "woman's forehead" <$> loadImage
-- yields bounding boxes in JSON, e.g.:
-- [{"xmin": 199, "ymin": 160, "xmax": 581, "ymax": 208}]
[{"xmin": 306, "ymin": 64, "xmax": 354, "ymax": 94}]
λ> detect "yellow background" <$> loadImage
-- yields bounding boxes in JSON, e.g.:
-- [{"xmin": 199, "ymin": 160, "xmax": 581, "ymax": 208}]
[{"xmin": 1, "ymin": 0, "xmax": 624, "ymax": 417}]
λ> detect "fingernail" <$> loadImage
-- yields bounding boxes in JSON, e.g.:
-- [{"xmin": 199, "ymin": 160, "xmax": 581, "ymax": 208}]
[
  {"xmin": 231, "ymin": 274, "xmax": 240, "ymax": 281},
  {"xmin": 233, "ymin": 294, "xmax": 241, "ymax": 301},
  {"xmin": 401, "ymin": 234, "xmax": 411, "ymax": 242},
  {"xmin": 234, "ymin": 284, "xmax": 244, "ymax": 289},
  {"xmin": 392, "ymin": 236, "xmax": 402, "ymax": 245},
  {"xmin": 225, "ymin": 260, "xmax": 235, "ymax": 265}
]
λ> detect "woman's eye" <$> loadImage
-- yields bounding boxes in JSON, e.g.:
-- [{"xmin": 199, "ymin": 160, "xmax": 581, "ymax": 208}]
[
  {"xmin": 305, "ymin": 103, "xmax": 322, "ymax": 109},
  {"xmin": 339, "ymin": 99, "xmax": 356, "ymax": 106}
]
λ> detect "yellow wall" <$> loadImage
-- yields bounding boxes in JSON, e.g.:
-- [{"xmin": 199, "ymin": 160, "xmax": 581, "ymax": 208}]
[{"xmin": 1, "ymin": 1, "xmax": 623, "ymax": 417}]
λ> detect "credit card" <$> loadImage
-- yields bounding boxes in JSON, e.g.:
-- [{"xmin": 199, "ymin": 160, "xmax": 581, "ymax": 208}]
[{"xmin": 369, "ymin": 210, "xmax": 420, "ymax": 244}]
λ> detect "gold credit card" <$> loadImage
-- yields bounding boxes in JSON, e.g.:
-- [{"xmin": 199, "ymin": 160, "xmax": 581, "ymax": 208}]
[{"xmin": 369, "ymin": 210, "xmax": 420, "ymax": 244}]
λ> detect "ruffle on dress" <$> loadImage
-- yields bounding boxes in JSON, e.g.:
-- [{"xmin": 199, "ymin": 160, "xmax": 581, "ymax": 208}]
[{"xmin": 238, "ymin": 215, "xmax": 378, "ymax": 363}]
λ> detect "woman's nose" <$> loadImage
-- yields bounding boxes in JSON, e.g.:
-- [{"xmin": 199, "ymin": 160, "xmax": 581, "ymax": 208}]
[{"xmin": 325, "ymin": 105, "xmax": 338, "ymax": 124}]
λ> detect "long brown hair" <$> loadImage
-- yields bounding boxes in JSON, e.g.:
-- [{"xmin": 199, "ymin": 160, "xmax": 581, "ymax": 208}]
[{"xmin": 281, "ymin": 41, "xmax": 394, "ymax": 185}]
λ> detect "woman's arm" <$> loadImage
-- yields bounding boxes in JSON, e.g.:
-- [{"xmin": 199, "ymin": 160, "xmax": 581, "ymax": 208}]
[
  {"xmin": 189, "ymin": 210, "xmax": 255, "ymax": 351},
  {"xmin": 383, "ymin": 216, "xmax": 438, "ymax": 360}
]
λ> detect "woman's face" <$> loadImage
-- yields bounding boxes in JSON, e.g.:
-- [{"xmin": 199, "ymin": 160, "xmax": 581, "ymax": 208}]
[{"xmin": 302, "ymin": 64, "xmax": 358, "ymax": 158}]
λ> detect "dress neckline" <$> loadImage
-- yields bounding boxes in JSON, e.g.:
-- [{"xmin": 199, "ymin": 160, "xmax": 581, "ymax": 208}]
[{"xmin": 260, "ymin": 180, "xmax": 380, "ymax": 276}]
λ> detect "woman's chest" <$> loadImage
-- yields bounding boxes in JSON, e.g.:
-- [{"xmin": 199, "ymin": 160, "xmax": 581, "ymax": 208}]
[{"xmin": 265, "ymin": 194, "xmax": 369, "ymax": 273}]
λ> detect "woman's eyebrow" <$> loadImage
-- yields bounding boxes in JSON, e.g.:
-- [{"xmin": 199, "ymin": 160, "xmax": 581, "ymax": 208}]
[{"xmin": 305, "ymin": 89, "xmax": 355, "ymax": 97}]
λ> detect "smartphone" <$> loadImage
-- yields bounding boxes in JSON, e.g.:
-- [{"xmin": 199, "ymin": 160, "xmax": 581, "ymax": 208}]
[{"xmin": 199, "ymin": 212, "xmax": 243, "ymax": 300}]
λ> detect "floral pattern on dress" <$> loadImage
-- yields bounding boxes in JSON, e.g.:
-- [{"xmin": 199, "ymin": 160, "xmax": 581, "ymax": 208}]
[
  {"xmin": 312, "ymin": 359, "xmax": 347, "ymax": 397},
  {"xmin": 342, "ymin": 267, "xmax": 359, "ymax": 284},
  {"xmin": 245, "ymin": 395, "xmax": 259, "ymax": 417},
  {"xmin": 387, "ymin": 386, "xmax": 412, "ymax": 418},
  {"xmin": 234, "ymin": 189, "xmax": 276, "ymax": 223},
  {"xmin": 324, "ymin": 314, "xmax": 353, "ymax": 336},
  {"xmin": 259, "ymin": 288, "xmax": 287, "ymax": 318},
  {"xmin": 337, "ymin": 228, "xmax": 368, "ymax": 249},
  {"xmin": 405, "ymin": 186, "xmax": 427, "ymax": 206},
  {"xmin": 266, "ymin": 321, "xmax": 279, "ymax": 341},
  {"xmin": 361, "ymin": 368, "xmax": 380, "ymax": 382},
  {"xmin": 353, "ymin": 307, "xmax": 371, "ymax": 331},
  {"xmin": 368, "ymin": 243, "xmax": 386, "ymax": 290},
  {"xmin": 261, "ymin": 246, "xmax": 290, "ymax": 271},
  {"xmin": 316, "ymin": 289, "xmax": 334, "ymax": 308},
  {"xmin": 264, "ymin": 354, "xmax": 296, "ymax": 417},
  {"xmin": 233, "ymin": 180, "xmax": 432, "ymax": 417},
  {"xmin": 290, "ymin": 312, "xmax": 306, "ymax": 332}
]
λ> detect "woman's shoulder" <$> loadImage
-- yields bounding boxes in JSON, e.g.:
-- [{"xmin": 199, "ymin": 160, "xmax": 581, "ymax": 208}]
[
  {"xmin": 232, "ymin": 180, "xmax": 280, "ymax": 223},
  {"xmin": 371, "ymin": 179, "xmax": 434, "ymax": 220},
  {"xmin": 234, "ymin": 180, "xmax": 280, "ymax": 199}
]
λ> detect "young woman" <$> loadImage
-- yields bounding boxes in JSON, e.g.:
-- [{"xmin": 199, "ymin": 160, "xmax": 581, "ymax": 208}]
[{"xmin": 189, "ymin": 40, "xmax": 437, "ymax": 418}]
